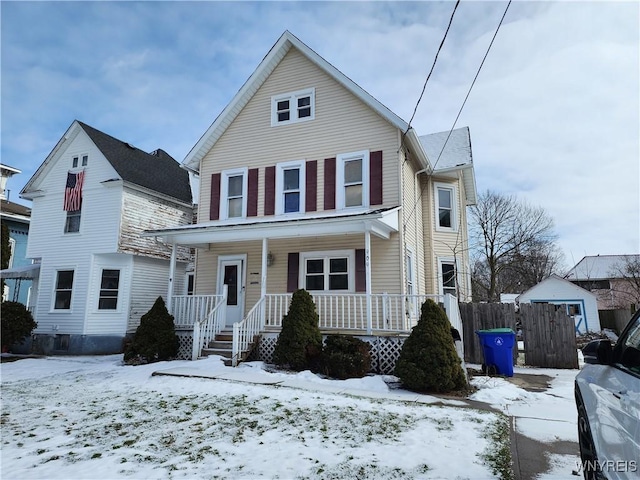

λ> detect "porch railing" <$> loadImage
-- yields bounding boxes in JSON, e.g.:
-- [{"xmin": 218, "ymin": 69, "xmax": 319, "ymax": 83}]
[
  {"xmin": 172, "ymin": 294, "xmax": 222, "ymax": 327},
  {"xmin": 232, "ymin": 296, "xmax": 265, "ymax": 367},
  {"xmin": 191, "ymin": 286, "xmax": 227, "ymax": 361},
  {"xmin": 263, "ymin": 293, "xmax": 444, "ymax": 332}
]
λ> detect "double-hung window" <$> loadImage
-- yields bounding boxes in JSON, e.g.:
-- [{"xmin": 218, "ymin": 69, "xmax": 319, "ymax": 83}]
[
  {"xmin": 54, "ymin": 270, "xmax": 74, "ymax": 310},
  {"xmin": 98, "ymin": 269, "xmax": 120, "ymax": 310},
  {"xmin": 435, "ymin": 183, "xmax": 457, "ymax": 231},
  {"xmin": 271, "ymin": 88, "xmax": 315, "ymax": 126},
  {"xmin": 276, "ymin": 160, "xmax": 305, "ymax": 214},
  {"xmin": 65, "ymin": 209, "xmax": 81, "ymax": 233},
  {"xmin": 301, "ymin": 250, "xmax": 354, "ymax": 292},
  {"xmin": 439, "ymin": 260, "xmax": 457, "ymax": 297},
  {"xmin": 72, "ymin": 154, "xmax": 88, "ymax": 168},
  {"xmin": 220, "ymin": 168, "xmax": 247, "ymax": 220},
  {"xmin": 337, "ymin": 150, "xmax": 369, "ymax": 209}
]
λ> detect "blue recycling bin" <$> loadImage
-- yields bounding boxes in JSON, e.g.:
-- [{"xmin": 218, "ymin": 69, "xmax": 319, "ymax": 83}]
[{"xmin": 476, "ymin": 328, "xmax": 516, "ymax": 377}]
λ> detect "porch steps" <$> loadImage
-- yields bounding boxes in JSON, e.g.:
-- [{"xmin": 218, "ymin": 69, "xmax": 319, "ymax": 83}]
[{"xmin": 200, "ymin": 329, "xmax": 259, "ymax": 367}]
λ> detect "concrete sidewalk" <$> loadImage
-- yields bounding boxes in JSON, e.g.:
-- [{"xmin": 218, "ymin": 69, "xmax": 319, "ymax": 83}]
[{"xmin": 153, "ymin": 365, "xmax": 580, "ymax": 479}]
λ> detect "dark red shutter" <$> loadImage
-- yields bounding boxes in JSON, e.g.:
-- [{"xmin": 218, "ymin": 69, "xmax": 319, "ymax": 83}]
[
  {"xmin": 247, "ymin": 168, "xmax": 258, "ymax": 217},
  {"xmin": 264, "ymin": 166, "xmax": 276, "ymax": 215},
  {"xmin": 209, "ymin": 173, "xmax": 221, "ymax": 220},
  {"xmin": 370, "ymin": 150, "xmax": 383, "ymax": 205},
  {"xmin": 305, "ymin": 160, "xmax": 317, "ymax": 212},
  {"xmin": 324, "ymin": 157, "xmax": 336, "ymax": 210},
  {"xmin": 355, "ymin": 249, "xmax": 366, "ymax": 292},
  {"xmin": 287, "ymin": 253, "xmax": 299, "ymax": 292}
]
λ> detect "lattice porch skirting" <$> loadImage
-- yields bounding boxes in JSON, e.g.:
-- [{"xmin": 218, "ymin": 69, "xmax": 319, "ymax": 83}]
[
  {"xmin": 175, "ymin": 329, "xmax": 194, "ymax": 360},
  {"xmin": 248, "ymin": 333, "xmax": 408, "ymax": 375}
]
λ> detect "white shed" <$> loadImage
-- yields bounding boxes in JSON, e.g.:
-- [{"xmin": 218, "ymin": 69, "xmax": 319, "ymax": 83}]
[{"xmin": 517, "ymin": 274, "xmax": 601, "ymax": 334}]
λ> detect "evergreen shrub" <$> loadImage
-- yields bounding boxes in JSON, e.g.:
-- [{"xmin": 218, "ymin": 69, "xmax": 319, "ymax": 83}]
[
  {"xmin": 124, "ymin": 296, "xmax": 179, "ymax": 364},
  {"xmin": 322, "ymin": 335, "xmax": 371, "ymax": 379},
  {"xmin": 273, "ymin": 289, "xmax": 322, "ymax": 371},
  {"xmin": 1, "ymin": 301, "xmax": 37, "ymax": 350},
  {"xmin": 394, "ymin": 299, "xmax": 467, "ymax": 393}
]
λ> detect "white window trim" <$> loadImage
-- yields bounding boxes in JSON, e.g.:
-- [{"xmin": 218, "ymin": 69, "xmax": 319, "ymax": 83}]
[
  {"xmin": 8, "ymin": 237, "xmax": 15, "ymax": 269},
  {"xmin": 275, "ymin": 160, "xmax": 306, "ymax": 215},
  {"xmin": 96, "ymin": 268, "xmax": 121, "ymax": 312},
  {"xmin": 434, "ymin": 182, "xmax": 458, "ymax": 232},
  {"xmin": 271, "ymin": 88, "xmax": 315, "ymax": 126},
  {"xmin": 72, "ymin": 153, "xmax": 89, "ymax": 168},
  {"xmin": 51, "ymin": 268, "xmax": 75, "ymax": 312},
  {"xmin": 64, "ymin": 208, "xmax": 82, "ymax": 234},
  {"xmin": 405, "ymin": 246, "xmax": 416, "ymax": 296},
  {"xmin": 220, "ymin": 167, "xmax": 248, "ymax": 220},
  {"xmin": 336, "ymin": 150, "xmax": 370, "ymax": 210},
  {"xmin": 299, "ymin": 249, "xmax": 355, "ymax": 293},
  {"xmin": 437, "ymin": 257, "xmax": 459, "ymax": 298}
]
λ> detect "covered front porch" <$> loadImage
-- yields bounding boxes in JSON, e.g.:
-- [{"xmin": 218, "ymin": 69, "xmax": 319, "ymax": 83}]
[{"xmin": 144, "ymin": 208, "xmax": 463, "ymax": 365}]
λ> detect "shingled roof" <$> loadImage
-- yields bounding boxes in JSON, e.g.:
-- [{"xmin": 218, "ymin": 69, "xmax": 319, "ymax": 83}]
[{"xmin": 78, "ymin": 121, "xmax": 192, "ymax": 204}]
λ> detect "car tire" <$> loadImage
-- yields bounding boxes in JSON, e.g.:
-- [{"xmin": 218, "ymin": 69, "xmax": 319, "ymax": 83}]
[{"xmin": 577, "ymin": 398, "xmax": 605, "ymax": 480}]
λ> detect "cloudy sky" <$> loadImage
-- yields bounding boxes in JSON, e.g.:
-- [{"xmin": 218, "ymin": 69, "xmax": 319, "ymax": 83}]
[{"xmin": 2, "ymin": 1, "xmax": 638, "ymax": 267}]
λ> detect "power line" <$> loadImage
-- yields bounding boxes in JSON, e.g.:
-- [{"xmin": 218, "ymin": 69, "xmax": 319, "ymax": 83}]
[
  {"xmin": 402, "ymin": 0, "xmax": 512, "ymax": 230},
  {"xmin": 404, "ymin": 0, "xmax": 461, "ymax": 135},
  {"xmin": 431, "ymin": 0, "xmax": 512, "ymax": 172}
]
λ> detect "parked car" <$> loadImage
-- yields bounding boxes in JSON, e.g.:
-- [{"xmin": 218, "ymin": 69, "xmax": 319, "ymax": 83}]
[{"xmin": 575, "ymin": 309, "xmax": 640, "ymax": 479}]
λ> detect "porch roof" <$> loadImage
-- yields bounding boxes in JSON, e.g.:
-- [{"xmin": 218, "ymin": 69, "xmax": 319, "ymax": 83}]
[
  {"xmin": 0, "ymin": 263, "xmax": 40, "ymax": 279},
  {"xmin": 142, "ymin": 207, "xmax": 400, "ymax": 247}
]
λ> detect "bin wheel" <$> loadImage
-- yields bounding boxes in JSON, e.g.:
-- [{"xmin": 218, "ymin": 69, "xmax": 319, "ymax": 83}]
[{"xmin": 481, "ymin": 364, "xmax": 497, "ymax": 375}]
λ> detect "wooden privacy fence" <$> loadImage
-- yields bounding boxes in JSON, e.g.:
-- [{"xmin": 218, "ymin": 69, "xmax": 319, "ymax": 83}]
[
  {"xmin": 520, "ymin": 303, "xmax": 578, "ymax": 369},
  {"xmin": 459, "ymin": 302, "xmax": 578, "ymax": 369},
  {"xmin": 459, "ymin": 303, "xmax": 517, "ymax": 365}
]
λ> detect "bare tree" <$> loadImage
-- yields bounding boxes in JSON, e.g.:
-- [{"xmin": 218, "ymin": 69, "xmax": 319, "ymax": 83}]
[
  {"xmin": 469, "ymin": 190, "xmax": 563, "ymax": 302},
  {"xmin": 608, "ymin": 255, "xmax": 640, "ymax": 309}
]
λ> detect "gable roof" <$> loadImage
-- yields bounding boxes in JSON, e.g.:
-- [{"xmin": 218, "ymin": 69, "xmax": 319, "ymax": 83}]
[
  {"xmin": 419, "ymin": 126, "xmax": 477, "ymax": 205},
  {"xmin": 77, "ymin": 122, "xmax": 192, "ymax": 204},
  {"xmin": 517, "ymin": 274, "xmax": 596, "ymax": 301},
  {"xmin": 21, "ymin": 121, "xmax": 192, "ymax": 204},
  {"xmin": 564, "ymin": 254, "xmax": 640, "ymax": 281},
  {"xmin": 182, "ymin": 30, "xmax": 431, "ymax": 174}
]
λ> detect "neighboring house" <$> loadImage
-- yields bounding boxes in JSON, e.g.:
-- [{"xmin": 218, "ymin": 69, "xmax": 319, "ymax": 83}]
[
  {"xmin": 144, "ymin": 31, "xmax": 476, "ymax": 365},
  {"xmin": 517, "ymin": 274, "xmax": 601, "ymax": 334},
  {"xmin": 0, "ymin": 164, "xmax": 33, "ymax": 306},
  {"xmin": 565, "ymin": 254, "xmax": 640, "ymax": 311},
  {"xmin": 18, "ymin": 121, "xmax": 192, "ymax": 355}
]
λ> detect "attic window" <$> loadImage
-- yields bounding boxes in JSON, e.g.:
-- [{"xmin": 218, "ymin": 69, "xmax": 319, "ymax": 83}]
[
  {"xmin": 72, "ymin": 154, "xmax": 88, "ymax": 168},
  {"xmin": 271, "ymin": 88, "xmax": 315, "ymax": 126}
]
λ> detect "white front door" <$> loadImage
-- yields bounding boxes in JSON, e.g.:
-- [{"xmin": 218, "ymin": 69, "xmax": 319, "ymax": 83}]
[{"xmin": 218, "ymin": 256, "xmax": 245, "ymax": 326}]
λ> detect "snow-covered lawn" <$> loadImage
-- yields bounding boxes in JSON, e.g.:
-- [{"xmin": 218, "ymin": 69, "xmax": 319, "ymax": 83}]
[{"xmin": 0, "ymin": 355, "xmax": 578, "ymax": 479}]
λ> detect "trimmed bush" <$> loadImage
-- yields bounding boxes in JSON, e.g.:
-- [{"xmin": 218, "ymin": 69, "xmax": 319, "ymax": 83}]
[
  {"xmin": 322, "ymin": 335, "xmax": 371, "ymax": 379},
  {"xmin": 273, "ymin": 289, "xmax": 322, "ymax": 371},
  {"xmin": 395, "ymin": 299, "xmax": 467, "ymax": 393},
  {"xmin": 1, "ymin": 301, "xmax": 37, "ymax": 351},
  {"xmin": 124, "ymin": 296, "xmax": 179, "ymax": 364}
]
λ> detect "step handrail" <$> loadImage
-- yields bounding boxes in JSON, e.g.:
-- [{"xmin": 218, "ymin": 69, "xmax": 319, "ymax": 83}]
[
  {"xmin": 231, "ymin": 295, "xmax": 265, "ymax": 367},
  {"xmin": 192, "ymin": 285, "xmax": 228, "ymax": 361}
]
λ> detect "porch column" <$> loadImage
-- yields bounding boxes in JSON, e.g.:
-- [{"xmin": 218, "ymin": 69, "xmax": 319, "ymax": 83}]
[
  {"xmin": 167, "ymin": 243, "xmax": 177, "ymax": 312},
  {"xmin": 365, "ymin": 230, "xmax": 372, "ymax": 335},
  {"xmin": 261, "ymin": 238, "xmax": 268, "ymax": 328},
  {"xmin": 261, "ymin": 238, "xmax": 268, "ymax": 298}
]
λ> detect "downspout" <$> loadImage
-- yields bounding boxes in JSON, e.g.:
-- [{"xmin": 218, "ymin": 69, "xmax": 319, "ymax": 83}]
[
  {"xmin": 415, "ymin": 167, "xmax": 430, "ymax": 294},
  {"xmin": 167, "ymin": 242, "xmax": 177, "ymax": 312}
]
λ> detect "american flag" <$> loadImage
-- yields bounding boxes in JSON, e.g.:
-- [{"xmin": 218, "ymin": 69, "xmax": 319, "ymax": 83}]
[{"xmin": 63, "ymin": 170, "xmax": 85, "ymax": 211}]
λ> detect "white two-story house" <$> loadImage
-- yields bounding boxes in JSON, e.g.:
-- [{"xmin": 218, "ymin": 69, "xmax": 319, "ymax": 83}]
[
  {"xmin": 144, "ymin": 31, "xmax": 477, "ymax": 366},
  {"xmin": 19, "ymin": 121, "xmax": 192, "ymax": 355}
]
